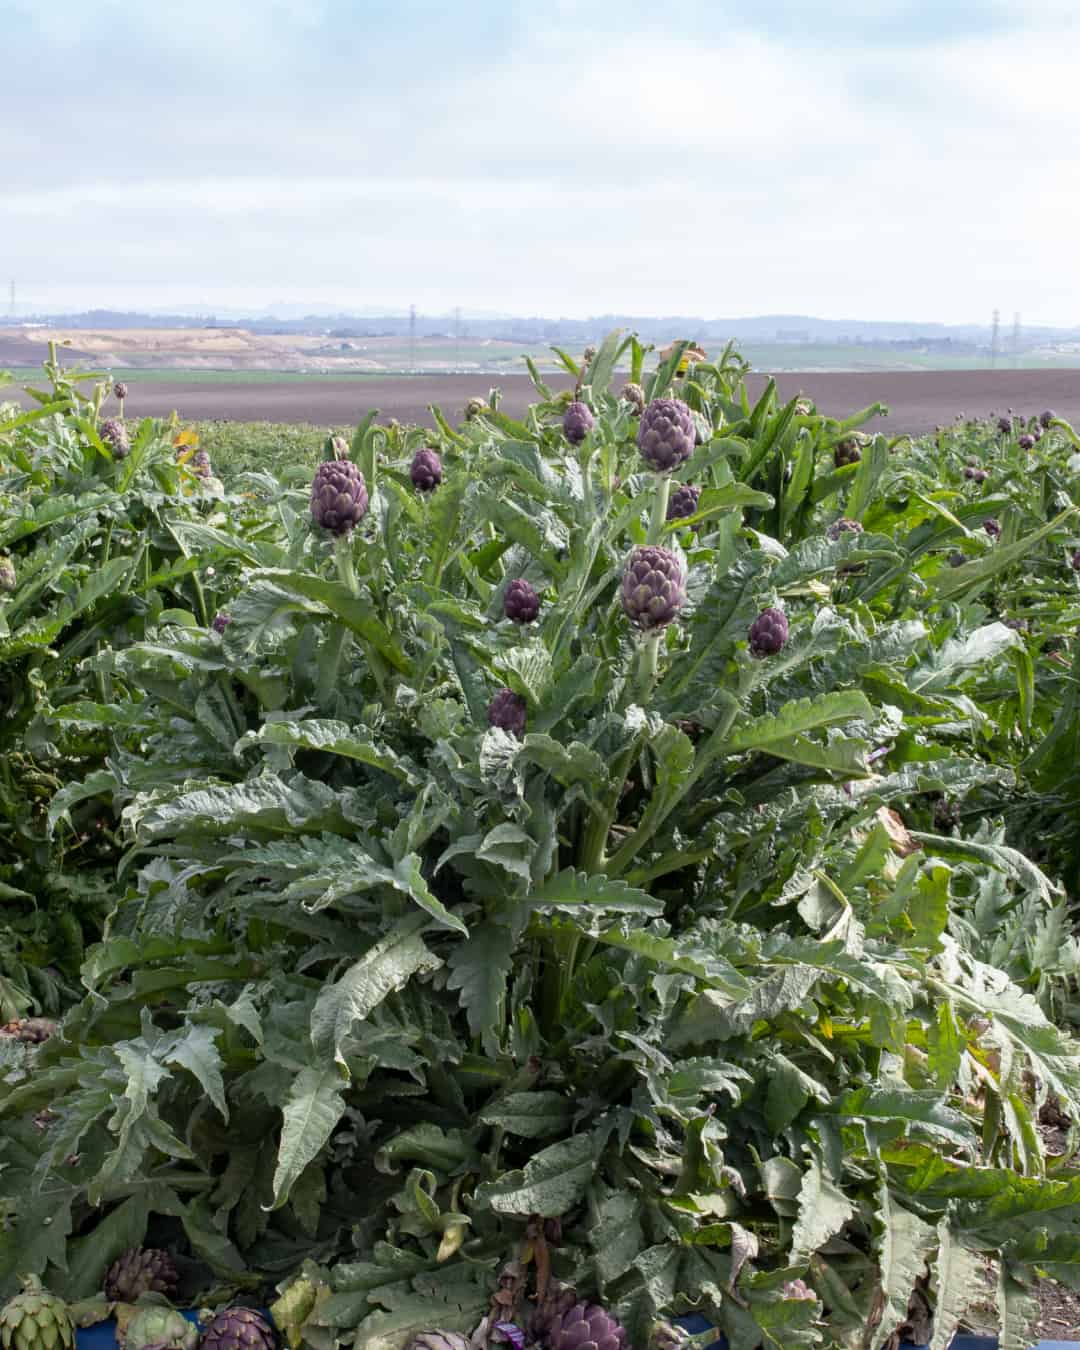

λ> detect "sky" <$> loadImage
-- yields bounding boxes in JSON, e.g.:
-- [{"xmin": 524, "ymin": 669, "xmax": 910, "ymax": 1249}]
[{"xmin": 2, "ymin": 0, "xmax": 1079, "ymax": 324}]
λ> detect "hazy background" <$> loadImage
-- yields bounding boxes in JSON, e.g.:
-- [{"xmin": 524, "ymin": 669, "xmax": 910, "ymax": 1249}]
[{"xmin": 4, "ymin": 0, "xmax": 1079, "ymax": 324}]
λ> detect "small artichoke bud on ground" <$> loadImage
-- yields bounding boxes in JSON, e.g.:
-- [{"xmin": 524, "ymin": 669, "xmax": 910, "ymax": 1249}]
[
  {"xmin": 638, "ymin": 398, "xmax": 695, "ymax": 472},
  {"xmin": 104, "ymin": 1247, "xmax": 179, "ymax": 1303},
  {"xmin": 562, "ymin": 400, "xmax": 595, "ymax": 445},
  {"xmin": 196, "ymin": 1309, "xmax": 275, "ymax": 1350},
  {"xmin": 620, "ymin": 382, "xmax": 646, "ymax": 414},
  {"xmin": 121, "ymin": 1307, "xmax": 196, "ymax": 1350},
  {"xmin": 666, "ymin": 483, "xmax": 701, "ymax": 524},
  {"xmin": 781, "ymin": 1279, "xmax": 817, "ymax": 1302},
  {"xmin": 997, "ymin": 415, "xmax": 1012, "ymax": 433},
  {"xmin": 949, "ymin": 551, "xmax": 966, "ymax": 568},
  {"xmin": 100, "ymin": 417, "xmax": 130, "ymax": 459},
  {"xmin": 504, "ymin": 578, "xmax": 540, "ymax": 623},
  {"xmin": 749, "ymin": 607, "xmax": 789, "ymax": 657},
  {"xmin": 0, "ymin": 1018, "xmax": 57, "ymax": 1042},
  {"xmin": 621, "ymin": 546, "xmax": 687, "ymax": 630},
  {"xmin": 827, "ymin": 517, "xmax": 863, "ymax": 541},
  {"xmin": 330, "ymin": 434, "xmax": 349, "ymax": 459},
  {"xmin": 984, "ymin": 518, "xmax": 1002, "ymax": 539},
  {"xmin": 1, "ymin": 1277, "xmax": 75, "ymax": 1350},
  {"xmin": 404, "ymin": 1336, "xmax": 473, "ymax": 1350},
  {"xmin": 1041, "ymin": 409, "xmax": 1055, "ymax": 428},
  {"xmin": 833, "ymin": 437, "xmax": 861, "ymax": 468},
  {"xmin": 114, "ymin": 381, "xmax": 128, "ymax": 400},
  {"xmin": 464, "ymin": 397, "xmax": 487, "ymax": 420},
  {"xmin": 1018, "ymin": 434, "xmax": 1035, "ymax": 450},
  {"xmin": 310, "ymin": 460, "xmax": 368, "ymax": 533},
  {"xmin": 0, "ymin": 557, "xmax": 15, "ymax": 592},
  {"xmin": 211, "ymin": 613, "xmax": 232, "ymax": 634},
  {"xmin": 410, "ymin": 447, "xmax": 443, "ymax": 492},
  {"xmin": 488, "ymin": 688, "xmax": 527, "ymax": 737}
]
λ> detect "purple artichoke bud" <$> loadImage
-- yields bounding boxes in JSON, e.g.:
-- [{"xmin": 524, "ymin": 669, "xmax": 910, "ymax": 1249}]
[
  {"xmin": 984, "ymin": 518, "xmax": 1002, "ymax": 539},
  {"xmin": 504, "ymin": 578, "xmax": 540, "ymax": 624},
  {"xmin": 1041, "ymin": 409, "xmax": 1055, "ymax": 429},
  {"xmin": 964, "ymin": 467, "xmax": 975, "ymax": 480},
  {"xmin": 638, "ymin": 398, "xmax": 695, "ymax": 472},
  {"xmin": 973, "ymin": 469, "xmax": 988, "ymax": 483},
  {"xmin": 827, "ymin": 517, "xmax": 863, "ymax": 541},
  {"xmin": 932, "ymin": 796, "xmax": 960, "ymax": 832},
  {"xmin": 833, "ymin": 437, "xmax": 861, "ymax": 468},
  {"xmin": 103, "ymin": 1246, "xmax": 179, "ymax": 1303},
  {"xmin": 197, "ymin": 1308, "xmax": 275, "ymax": 1350},
  {"xmin": 1072, "ymin": 549, "xmax": 1080, "ymax": 571},
  {"xmin": 749, "ymin": 606, "xmax": 789, "ymax": 657},
  {"xmin": 488, "ymin": 688, "xmax": 527, "ymax": 737},
  {"xmin": 997, "ymin": 415, "xmax": 1012, "ymax": 434},
  {"xmin": 620, "ymin": 382, "xmax": 646, "ymax": 414},
  {"xmin": 948, "ymin": 551, "xmax": 966, "ymax": 568},
  {"xmin": 410, "ymin": 447, "xmax": 443, "ymax": 492},
  {"xmin": 666, "ymin": 483, "xmax": 701, "ymax": 523},
  {"xmin": 310, "ymin": 459, "xmax": 368, "ymax": 534},
  {"xmin": 211, "ymin": 613, "xmax": 231, "ymax": 634},
  {"xmin": 0, "ymin": 557, "xmax": 15, "ymax": 593},
  {"xmin": 1018, "ymin": 434, "xmax": 1035, "ymax": 450},
  {"xmin": 563, "ymin": 400, "xmax": 595, "ymax": 445},
  {"xmin": 99, "ymin": 417, "xmax": 130, "ymax": 459},
  {"xmin": 620, "ymin": 546, "xmax": 687, "ymax": 630},
  {"xmin": 113, "ymin": 381, "xmax": 128, "ymax": 400},
  {"xmin": 541, "ymin": 1300, "xmax": 628, "ymax": 1350},
  {"xmin": 781, "ymin": 1279, "xmax": 817, "ymax": 1302}
]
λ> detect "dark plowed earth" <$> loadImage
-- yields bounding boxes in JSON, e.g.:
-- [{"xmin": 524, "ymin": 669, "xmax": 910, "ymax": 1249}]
[{"xmin": 4, "ymin": 369, "xmax": 1079, "ymax": 434}]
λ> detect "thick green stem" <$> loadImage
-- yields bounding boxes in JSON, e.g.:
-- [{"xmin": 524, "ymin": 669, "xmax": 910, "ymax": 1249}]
[
  {"xmin": 649, "ymin": 474, "xmax": 672, "ymax": 544},
  {"xmin": 634, "ymin": 632, "xmax": 661, "ymax": 702},
  {"xmin": 578, "ymin": 742, "xmax": 638, "ymax": 874},
  {"xmin": 316, "ymin": 536, "xmax": 358, "ymax": 707}
]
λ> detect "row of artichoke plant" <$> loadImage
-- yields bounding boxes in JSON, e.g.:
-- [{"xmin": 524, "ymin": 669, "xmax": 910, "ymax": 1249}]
[{"xmin": 3, "ymin": 333, "xmax": 1080, "ymax": 1350}]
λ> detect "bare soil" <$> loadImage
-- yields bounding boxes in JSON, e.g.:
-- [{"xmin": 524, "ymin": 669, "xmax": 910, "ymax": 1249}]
[{"xmin": 5, "ymin": 367, "xmax": 1080, "ymax": 435}]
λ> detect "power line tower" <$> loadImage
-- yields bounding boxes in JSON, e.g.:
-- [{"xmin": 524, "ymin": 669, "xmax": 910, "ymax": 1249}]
[
  {"xmin": 409, "ymin": 304, "xmax": 417, "ymax": 373},
  {"xmin": 989, "ymin": 309, "xmax": 1000, "ymax": 369},
  {"xmin": 1011, "ymin": 312, "xmax": 1022, "ymax": 367}
]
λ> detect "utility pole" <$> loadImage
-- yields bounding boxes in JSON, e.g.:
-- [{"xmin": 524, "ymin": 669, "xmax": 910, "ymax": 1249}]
[
  {"xmin": 1011, "ymin": 312, "xmax": 1022, "ymax": 368},
  {"xmin": 409, "ymin": 303, "xmax": 417, "ymax": 373},
  {"xmin": 989, "ymin": 309, "xmax": 1000, "ymax": 368}
]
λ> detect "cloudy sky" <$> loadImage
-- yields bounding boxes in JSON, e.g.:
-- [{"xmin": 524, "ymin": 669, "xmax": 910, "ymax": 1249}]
[{"xmin": 3, "ymin": 0, "xmax": 1078, "ymax": 322}]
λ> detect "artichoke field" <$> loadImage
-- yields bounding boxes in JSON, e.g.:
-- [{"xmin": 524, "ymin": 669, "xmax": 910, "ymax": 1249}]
[{"xmin": 3, "ymin": 337, "xmax": 1080, "ymax": 1348}]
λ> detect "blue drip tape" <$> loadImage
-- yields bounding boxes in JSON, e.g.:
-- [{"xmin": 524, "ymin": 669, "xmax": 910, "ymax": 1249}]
[{"xmin": 670, "ymin": 1317, "xmax": 1079, "ymax": 1350}]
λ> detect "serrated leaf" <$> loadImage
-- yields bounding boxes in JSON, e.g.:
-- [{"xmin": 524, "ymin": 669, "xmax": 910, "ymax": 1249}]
[
  {"xmin": 479, "ymin": 1130, "xmax": 601, "ymax": 1216},
  {"xmin": 270, "ymin": 1064, "xmax": 346, "ymax": 1210},
  {"xmin": 479, "ymin": 1091, "xmax": 574, "ymax": 1139}
]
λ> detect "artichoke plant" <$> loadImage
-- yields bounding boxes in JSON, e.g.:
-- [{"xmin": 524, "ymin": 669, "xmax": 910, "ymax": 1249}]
[
  {"xmin": 99, "ymin": 418, "xmax": 130, "ymax": 459},
  {"xmin": 120, "ymin": 1307, "xmax": 196, "ymax": 1350},
  {"xmin": 503, "ymin": 579, "xmax": 540, "ymax": 624},
  {"xmin": 104, "ymin": 1245, "xmax": 179, "ymax": 1302},
  {"xmin": 833, "ymin": 437, "xmax": 861, "ymax": 468},
  {"xmin": 749, "ymin": 607, "xmax": 789, "ymax": 657},
  {"xmin": 666, "ymin": 483, "xmax": 701, "ymax": 524},
  {"xmin": 310, "ymin": 460, "xmax": 368, "ymax": 534},
  {"xmin": 114, "ymin": 381, "xmax": 128, "ymax": 400},
  {"xmin": 0, "ymin": 1277, "xmax": 74, "ymax": 1350},
  {"xmin": 620, "ymin": 546, "xmax": 687, "ymax": 630},
  {"xmin": 637, "ymin": 398, "xmax": 694, "ymax": 472},
  {"xmin": 1041, "ymin": 409, "xmax": 1055, "ymax": 428},
  {"xmin": 197, "ymin": 1308, "xmax": 275, "ymax": 1350},
  {"xmin": 211, "ymin": 612, "xmax": 232, "ymax": 634},
  {"xmin": 984, "ymin": 518, "xmax": 1002, "ymax": 539},
  {"xmin": 410, "ymin": 448, "xmax": 443, "ymax": 492},
  {"xmin": 619, "ymin": 382, "xmax": 645, "ymax": 415},
  {"xmin": 562, "ymin": 401, "xmax": 595, "ymax": 445},
  {"xmin": 487, "ymin": 688, "xmax": 526, "ymax": 737},
  {"xmin": 997, "ymin": 415, "xmax": 1013, "ymax": 433},
  {"xmin": 1018, "ymin": 434, "xmax": 1035, "ymax": 451}
]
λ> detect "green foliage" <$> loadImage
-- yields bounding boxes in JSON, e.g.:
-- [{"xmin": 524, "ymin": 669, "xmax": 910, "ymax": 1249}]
[{"xmin": 3, "ymin": 343, "xmax": 1080, "ymax": 1349}]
